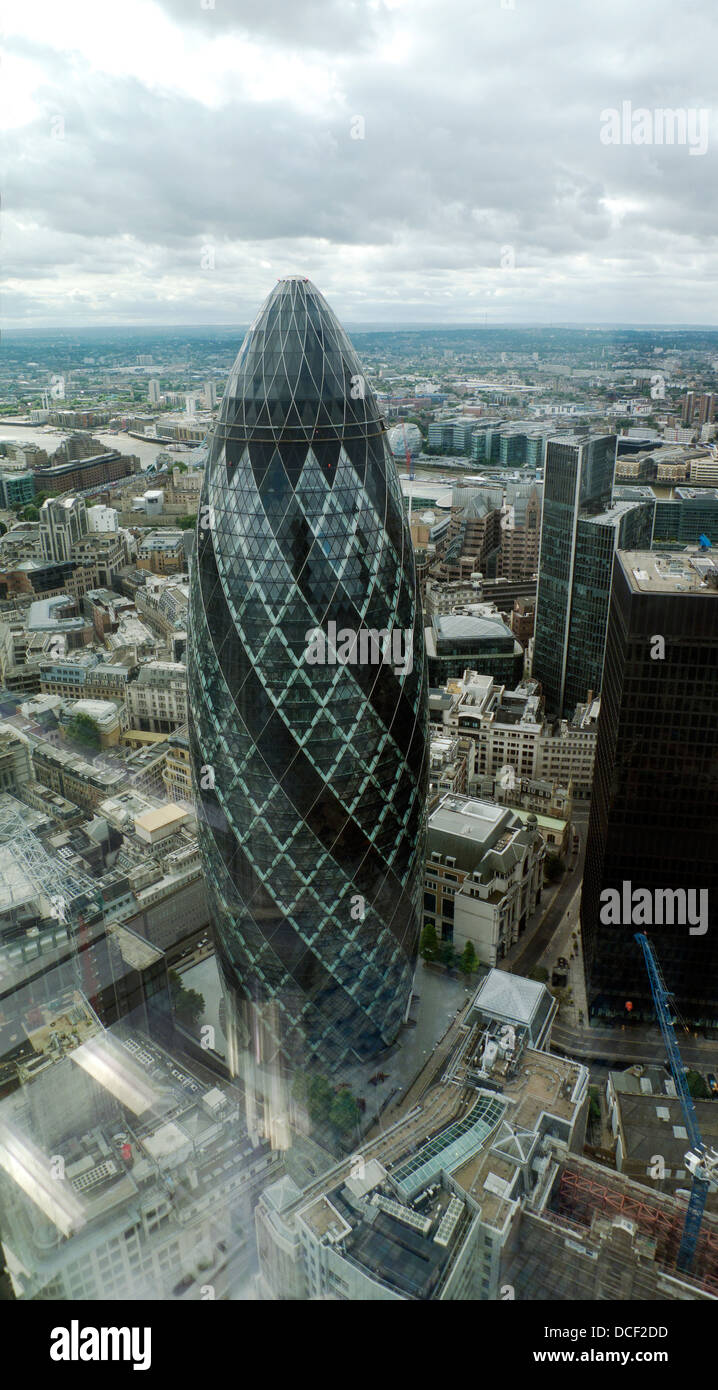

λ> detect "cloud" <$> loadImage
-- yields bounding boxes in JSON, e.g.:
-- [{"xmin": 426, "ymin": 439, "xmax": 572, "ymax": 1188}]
[{"xmin": 2, "ymin": 0, "xmax": 717, "ymax": 324}]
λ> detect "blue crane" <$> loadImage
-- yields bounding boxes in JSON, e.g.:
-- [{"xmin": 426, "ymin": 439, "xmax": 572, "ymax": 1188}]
[{"xmin": 634, "ymin": 931, "xmax": 718, "ymax": 1273}]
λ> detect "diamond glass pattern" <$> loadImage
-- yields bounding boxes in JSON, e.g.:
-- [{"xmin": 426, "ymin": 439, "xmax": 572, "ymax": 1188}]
[{"xmin": 187, "ymin": 278, "xmax": 428, "ymax": 1070}]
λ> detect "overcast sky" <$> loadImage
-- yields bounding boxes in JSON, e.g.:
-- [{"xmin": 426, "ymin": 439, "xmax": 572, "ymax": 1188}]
[{"xmin": 3, "ymin": 0, "xmax": 717, "ymax": 327}]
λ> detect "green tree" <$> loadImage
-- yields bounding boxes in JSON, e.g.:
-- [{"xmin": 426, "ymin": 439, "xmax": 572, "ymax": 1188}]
[
  {"xmin": 544, "ymin": 855, "xmax": 564, "ymax": 882},
  {"xmin": 686, "ymin": 1070, "xmax": 711, "ymax": 1100},
  {"xmin": 588, "ymin": 1085, "xmax": 601, "ymax": 1123},
  {"xmin": 529, "ymin": 965, "xmax": 550, "ymax": 983},
  {"xmin": 330, "ymin": 1089, "xmax": 360, "ymax": 1138},
  {"xmin": 419, "ymin": 921, "xmax": 439, "ymax": 962},
  {"xmin": 65, "ymin": 712, "xmax": 101, "ymax": 750},
  {"xmin": 459, "ymin": 940, "xmax": 478, "ymax": 975},
  {"xmin": 307, "ymin": 1074, "xmax": 334, "ymax": 1127},
  {"xmin": 22, "ymin": 505, "xmax": 39, "ymax": 521},
  {"xmin": 168, "ymin": 970, "xmax": 205, "ymax": 1028},
  {"xmin": 177, "ymin": 514, "xmax": 196, "ymax": 529},
  {"xmin": 439, "ymin": 940, "xmax": 457, "ymax": 970}
]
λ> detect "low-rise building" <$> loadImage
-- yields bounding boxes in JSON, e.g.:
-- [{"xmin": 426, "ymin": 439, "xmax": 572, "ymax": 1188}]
[
  {"xmin": 256, "ymin": 984, "xmax": 587, "ymax": 1300},
  {"xmin": 0, "ymin": 724, "xmax": 32, "ymax": 796},
  {"xmin": 428, "ymin": 733, "xmax": 467, "ymax": 803},
  {"xmin": 426, "ymin": 615, "xmax": 524, "ymax": 688},
  {"xmin": 137, "ymin": 531, "xmax": 186, "ymax": 575},
  {"xmin": 0, "ymin": 471, "xmax": 35, "ymax": 509},
  {"xmin": 31, "ymin": 450, "xmax": 136, "ymax": 496},
  {"xmin": 162, "ymin": 726, "xmax": 192, "ymax": 805},
  {"xmin": 429, "ymin": 671, "xmax": 598, "ymax": 799},
  {"xmin": 606, "ymin": 1066, "xmax": 718, "ymax": 1209},
  {"xmin": 31, "ymin": 741, "xmax": 125, "ymax": 811},
  {"xmin": 39, "ymin": 652, "xmax": 137, "ymax": 703},
  {"xmin": 126, "ymin": 661, "xmax": 188, "ymax": 734},
  {"xmin": 425, "ymin": 793, "xmax": 545, "ymax": 965},
  {"xmin": 59, "ymin": 697, "xmax": 127, "ymax": 747},
  {"xmin": 0, "ymin": 1022, "xmax": 282, "ymax": 1300}
]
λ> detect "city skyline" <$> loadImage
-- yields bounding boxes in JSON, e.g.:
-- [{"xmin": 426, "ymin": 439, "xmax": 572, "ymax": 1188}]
[{"xmin": 1, "ymin": 0, "xmax": 717, "ymax": 1325}]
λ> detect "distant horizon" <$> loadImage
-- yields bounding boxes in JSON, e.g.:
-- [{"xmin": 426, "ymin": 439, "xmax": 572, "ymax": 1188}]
[{"xmin": 5, "ymin": 320, "xmax": 718, "ymax": 336}]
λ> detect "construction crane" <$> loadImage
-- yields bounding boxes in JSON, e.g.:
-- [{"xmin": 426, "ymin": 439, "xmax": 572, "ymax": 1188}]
[{"xmin": 634, "ymin": 931, "xmax": 718, "ymax": 1273}]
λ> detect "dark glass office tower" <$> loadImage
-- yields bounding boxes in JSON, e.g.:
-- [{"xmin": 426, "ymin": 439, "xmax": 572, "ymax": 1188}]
[
  {"xmin": 562, "ymin": 498, "xmax": 655, "ymax": 712},
  {"xmin": 187, "ymin": 278, "xmax": 428, "ymax": 1075},
  {"xmin": 581, "ymin": 549, "xmax": 718, "ymax": 1025},
  {"xmin": 533, "ymin": 434, "xmax": 619, "ymax": 715}
]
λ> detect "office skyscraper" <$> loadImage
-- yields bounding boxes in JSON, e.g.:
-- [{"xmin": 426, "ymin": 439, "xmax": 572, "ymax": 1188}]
[
  {"xmin": 187, "ymin": 278, "xmax": 428, "ymax": 1076},
  {"xmin": 532, "ymin": 434, "xmax": 653, "ymax": 715},
  {"xmin": 581, "ymin": 549, "xmax": 718, "ymax": 1025}
]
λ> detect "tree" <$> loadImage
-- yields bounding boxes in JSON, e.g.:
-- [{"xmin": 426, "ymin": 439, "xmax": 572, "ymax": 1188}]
[
  {"xmin": 529, "ymin": 965, "xmax": 550, "ymax": 983},
  {"xmin": 686, "ymin": 1070, "xmax": 711, "ymax": 1101},
  {"xmin": 419, "ymin": 921, "xmax": 439, "ymax": 962},
  {"xmin": 65, "ymin": 712, "xmax": 101, "ymax": 750},
  {"xmin": 439, "ymin": 940, "xmax": 457, "ymax": 970},
  {"xmin": 22, "ymin": 505, "xmax": 39, "ymax": 522},
  {"xmin": 177, "ymin": 514, "xmax": 196, "ymax": 529},
  {"xmin": 330, "ymin": 1089, "xmax": 360, "ymax": 1138},
  {"xmin": 459, "ymin": 940, "xmax": 478, "ymax": 975},
  {"xmin": 168, "ymin": 970, "xmax": 205, "ymax": 1028},
  {"xmin": 588, "ymin": 1085, "xmax": 601, "ymax": 1123},
  {"xmin": 544, "ymin": 855, "xmax": 564, "ymax": 882},
  {"xmin": 307, "ymin": 1074, "xmax": 333, "ymax": 1127}
]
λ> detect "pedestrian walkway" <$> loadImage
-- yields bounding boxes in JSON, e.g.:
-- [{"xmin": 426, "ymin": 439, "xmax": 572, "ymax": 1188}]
[{"xmin": 534, "ymin": 881, "xmax": 588, "ymax": 1026}]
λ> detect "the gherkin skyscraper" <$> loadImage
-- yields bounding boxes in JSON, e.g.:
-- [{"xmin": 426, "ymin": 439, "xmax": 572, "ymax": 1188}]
[{"xmin": 187, "ymin": 278, "xmax": 428, "ymax": 1075}]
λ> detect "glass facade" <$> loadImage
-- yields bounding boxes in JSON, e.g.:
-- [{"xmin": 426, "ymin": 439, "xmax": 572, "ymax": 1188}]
[
  {"xmin": 581, "ymin": 551, "xmax": 718, "ymax": 1024},
  {"xmin": 187, "ymin": 278, "xmax": 428, "ymax": 1072},
  {"xmin": 562, "ymin": 501, "xmax": 655, "ymax": 713},
  {"xmin": 533, "ymin": 434, "xmax": 617, "ymax": 715},
  {"xmin": 653, "ymin": 491, "xmax": 718, "ymax": 547}
]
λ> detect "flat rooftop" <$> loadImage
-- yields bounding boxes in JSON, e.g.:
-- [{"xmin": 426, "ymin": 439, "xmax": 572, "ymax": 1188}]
[
  {"xmin": 27, "ymin": 598, "xmax": 86, "ymax": 633},
  {"xmin": 134, "ymin": 804, "xmax": 187, "ymax": 832},
  {"xmin": 581, "ymin": 500, "xmax": 649, "ymax": 527},
  {"xmin": 434, "ymin": 614, "xmax": 513, "ymax": 642},
  {"xmin": 428, "ymin": 794, "xmax": 514, "ymax": 853},
  {"xmin": 619, "ymin": 549, "xmax": 718, "ymax": 595}
]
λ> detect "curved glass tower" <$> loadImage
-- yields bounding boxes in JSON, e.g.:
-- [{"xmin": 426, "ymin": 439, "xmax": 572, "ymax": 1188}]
[{"xmin": 187, "ymin": 278, "xmax": 428, "ymax": 1075}]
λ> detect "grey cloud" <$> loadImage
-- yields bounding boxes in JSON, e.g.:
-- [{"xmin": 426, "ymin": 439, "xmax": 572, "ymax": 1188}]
[{"xmin": 4, "ymin": 0, "xmax": 718, "ymax": 324}]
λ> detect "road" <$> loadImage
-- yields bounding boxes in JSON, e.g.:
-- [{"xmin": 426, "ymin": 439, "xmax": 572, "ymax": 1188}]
[
  {"xmin": 503, "ymin": 806, "xmax": 589, "ymax": 978},
  {"xmin": 550, "ymin": 1018, "xmax": 718, "ymax": 1070}
]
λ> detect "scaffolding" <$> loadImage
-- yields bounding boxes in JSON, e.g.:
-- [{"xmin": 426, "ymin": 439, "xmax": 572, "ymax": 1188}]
[{"xmin": 553, "ymin": 1165, "xmax": 718, "ymax": 1297}]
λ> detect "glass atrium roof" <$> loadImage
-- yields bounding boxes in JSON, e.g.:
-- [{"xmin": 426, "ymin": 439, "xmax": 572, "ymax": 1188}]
[{"xmin": 392, "ymin": 1094, "xmax": 506, "ymax": 1200}]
